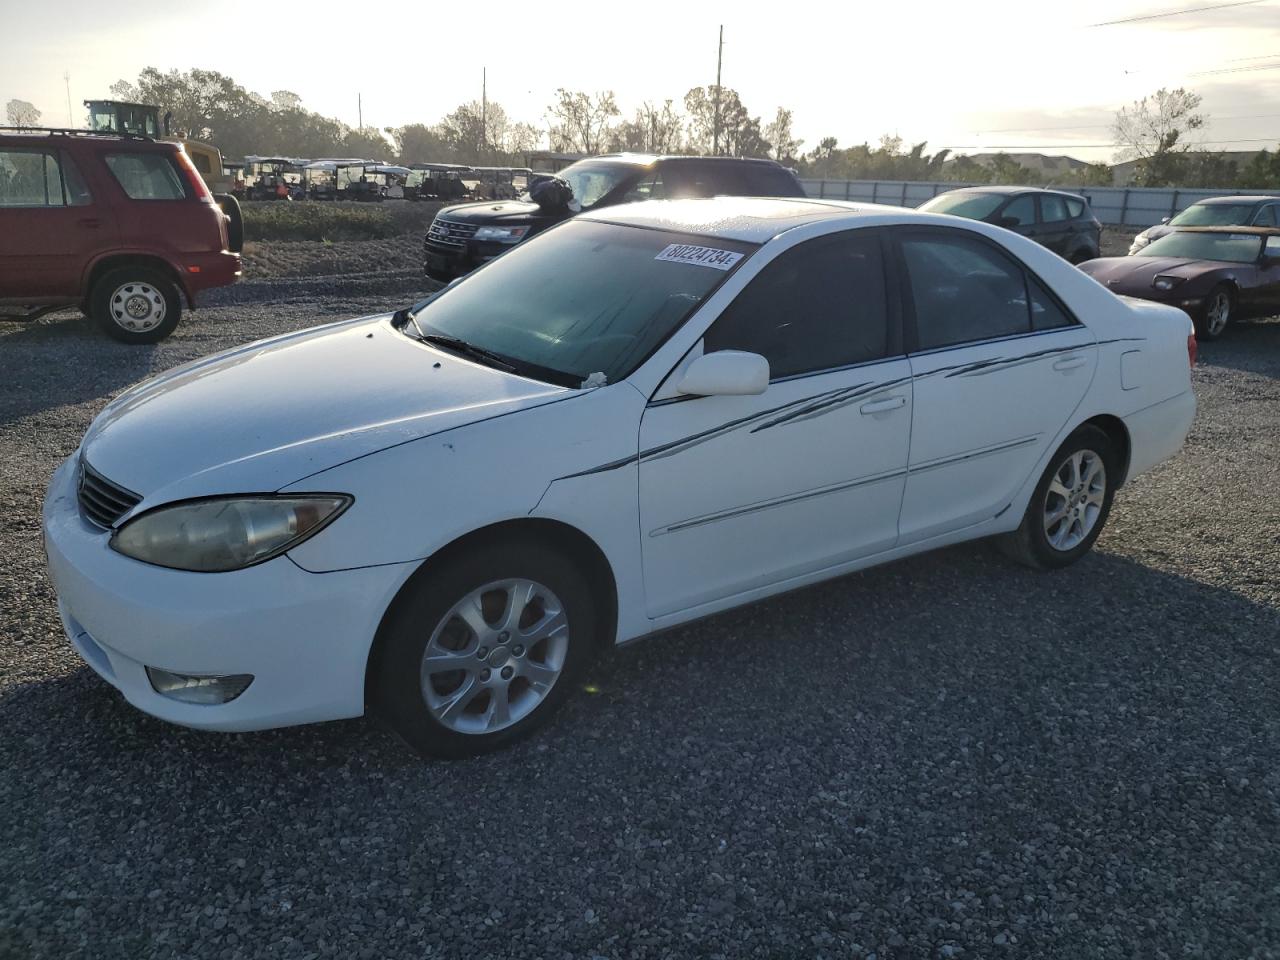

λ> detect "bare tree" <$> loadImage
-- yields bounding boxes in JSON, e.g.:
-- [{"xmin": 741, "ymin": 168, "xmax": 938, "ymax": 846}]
[
  {"xmin": 764, "ymin": 108, "xmax": 802, "ymax": 164},
  {"xmin": 609, "ymin": 101, "xmax": 684, "ymax": 153},
  {"xmin": 6, "ymin": 99, "xmax": 41, "ymax": 128},
  {"xmin": 546, "ymin": 89, "xmax": 619, "ymax": 155},
  {"xmin": 1113, "ymin": 87, "xmax": 1206, "ymax": 185}
]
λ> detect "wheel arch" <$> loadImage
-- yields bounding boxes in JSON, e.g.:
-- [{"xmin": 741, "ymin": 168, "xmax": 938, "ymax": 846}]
[
  {"xmin": 363, "ymin": 517, "xmax": 619, "ymax": 706},
  {"xmin": 85, "ymin": 253, "xmax": 192, "ymax": 307},
  {"xmin": 1080, "ymin": 413, "xmax": 1132, "ymax": 487}
]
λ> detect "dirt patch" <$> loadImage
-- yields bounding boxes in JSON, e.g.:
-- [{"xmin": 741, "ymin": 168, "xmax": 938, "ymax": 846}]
[{"xmin": 1101, "ymin": 225, "xmax": 1142, "ymax": 258}]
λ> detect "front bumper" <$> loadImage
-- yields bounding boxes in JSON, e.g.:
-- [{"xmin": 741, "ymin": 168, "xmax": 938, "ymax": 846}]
[
  {"xmin": 422, "ymin": 238, "xmax": 512, "ymax": 281},
  {"xmin": 42, "ymin": 456, "xmax": 414, "ymax": 732}
]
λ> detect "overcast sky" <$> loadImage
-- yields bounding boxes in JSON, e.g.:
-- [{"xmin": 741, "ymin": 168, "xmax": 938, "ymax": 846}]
[{"xmin": 3, "ymin": 0, "xmax": 1278, "ymax": 161}]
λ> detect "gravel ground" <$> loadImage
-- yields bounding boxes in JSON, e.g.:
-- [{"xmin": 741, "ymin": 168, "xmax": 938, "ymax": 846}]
[{"xmin": 1, "ymin": 284, "xmax": 1278, "ymax": 960}]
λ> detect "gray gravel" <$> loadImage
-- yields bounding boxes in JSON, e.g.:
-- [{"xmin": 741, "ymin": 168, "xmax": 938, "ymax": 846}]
[{"xmin": 1, "ymin": 291, "xmax": 1279, "ymax": 960}]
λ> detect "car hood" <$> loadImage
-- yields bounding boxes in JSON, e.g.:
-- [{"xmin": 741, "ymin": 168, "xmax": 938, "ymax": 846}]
[
  {"xmin": 80, "ymin": 315, "xmax": 569, "ymax": 504},
  {"xmin": 1079, "ymin": 256, "xmax": 1228, "ymax": 289},
  {"xmin": 436, "ymin": 199, "xmax": 563, "ymax": 226}
]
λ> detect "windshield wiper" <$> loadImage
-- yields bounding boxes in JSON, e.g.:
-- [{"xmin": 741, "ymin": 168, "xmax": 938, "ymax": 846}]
[{"xmin": 416, "ymin": 332, "xmax": 518, "ymax": 374}]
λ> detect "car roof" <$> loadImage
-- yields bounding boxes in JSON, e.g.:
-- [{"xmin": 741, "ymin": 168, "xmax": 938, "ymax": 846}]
[
  {"xmin": 1172, "ymin": 225, "xmax": 1280, "ymax": 235},
  {"xmin": 573, "ymin": 153, "xmax": 788, "ymax": 169},
  {"xmin": 1190, "ymin": 195, "xmax": 1280, "ymax": 205},
  {"xmin": 0, "ymin": 129, "xmax": 172, "ymax": 150},
  {"xmin": 942, "ymin": 185, "xmax": 1083, "ymax": 199},
  {"xmin": 579, "ymin": 196, "xmax": 913, "ymax": 243}
]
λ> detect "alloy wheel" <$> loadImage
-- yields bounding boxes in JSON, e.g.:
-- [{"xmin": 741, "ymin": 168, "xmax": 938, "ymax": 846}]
[
  {"xmin": 419, "ymin": 579, "xmax": 569, "ymax": 735},
  {"xmin": 1043, "ymin": 449, "xmax": 1107, "ymax": 552},
  {"xmin": 1205, "ymin": 291, "xmax": 1231, "ymax": 337}
]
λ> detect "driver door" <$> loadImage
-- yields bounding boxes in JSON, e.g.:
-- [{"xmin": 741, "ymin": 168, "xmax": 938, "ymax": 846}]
[{"xmin": 638, "ymin": 230, "xmax": 912, "ymax": 618}]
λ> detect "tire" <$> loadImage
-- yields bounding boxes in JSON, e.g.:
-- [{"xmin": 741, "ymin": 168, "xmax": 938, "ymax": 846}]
[
  {"xmin": 998, "ymin": 425, "xmax": 1116, "ymax": 570},
  {"xmin": 215, "ymin": 193, "xmax": 244, "ymax": 253},
  {"xmin": 1195, "ymin": 284, "xmax": 1233, "ymax": 341},
  {"xmin": 371, "ymin": 539, "xmax": 598, "ymax": 759},
  {"xmin": 90, "ymin": 267, "xmax": 182, "ymax": 344}
]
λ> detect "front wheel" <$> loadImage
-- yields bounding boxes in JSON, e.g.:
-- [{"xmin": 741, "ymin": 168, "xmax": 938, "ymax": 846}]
[
  {"xmin": 998, "ymin": 425, "xmax": 1116, "ymax": 570},
  {"xmin": 1195, "ymin": 285, "xmax": 1233, "ymax": 341},
  {"xmin": 371, "ymin": 540, "xmax": 598, "ymax": 759}
]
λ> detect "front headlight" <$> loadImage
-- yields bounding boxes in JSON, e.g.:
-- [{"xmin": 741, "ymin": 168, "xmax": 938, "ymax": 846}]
[
  {"xmin": 473, "ymin": 225, "xmax": 529, "ymax": 243},
  {"xmin": 111, "ymin": 495, "xmax": 351, "ymax": 572},
  {"xmin": 1152, "ymin": 275, "xmax": 1186, "ymax": 292}
]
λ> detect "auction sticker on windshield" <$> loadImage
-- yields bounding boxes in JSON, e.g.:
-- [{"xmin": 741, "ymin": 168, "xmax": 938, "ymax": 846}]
[{"xmin": 654, "ymin": 244, "xmax": 744, "ymax": 271}]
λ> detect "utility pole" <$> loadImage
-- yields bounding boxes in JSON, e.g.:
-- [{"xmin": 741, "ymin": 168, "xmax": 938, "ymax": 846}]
[
  {"xmin": 64, "ymin": 71, "xmax": 72, "ymax": 125},
  {"xmin": 357, "ymin": 92, "xmax": 363, "ymax": 129},
  {"xmin": 481, "ymin": 67, "xmax": 487, "ymax": 160},
  {"xmin": 712, "ymin": 25, "xmax": 723, "ymax": 156}
]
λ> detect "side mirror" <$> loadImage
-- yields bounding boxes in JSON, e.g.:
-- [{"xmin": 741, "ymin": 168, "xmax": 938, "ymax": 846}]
[
  {"xmin": 677, "ymin": 350, "xmax": 769, "ymax": 397},
  {"xmin": 1160, "ymin": 216, "xmax": 1171, "ymax": 224}
]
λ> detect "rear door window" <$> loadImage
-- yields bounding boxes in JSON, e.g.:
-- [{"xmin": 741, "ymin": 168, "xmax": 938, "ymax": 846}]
[
  {"xmin": 104, "ymin": 152, "xmax": 187, "ymax": 200},
  {"xmin": 741, "ymin": 165, "xmax": 803, "ymax": 197},
  {"xmin": 1040, "ymin": 195, "xmax": 1070, "ymax": 222}
]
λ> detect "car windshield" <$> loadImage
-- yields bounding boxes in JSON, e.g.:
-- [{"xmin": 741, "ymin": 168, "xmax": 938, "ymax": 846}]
[
  {"xmin": 1169, "ymin": 202, "xmax": 1257, "ymax": 226},
  {"xmin": 555, "ymin": 160, "xmax": 642, "ymax": 210},
  {"xmin": 405, "ymin": 220, "xmax": 755, "ymax": 386},
  {"xmin": 1141, "ymin": 231, "xmax": 1263, "ymax": 263},
  {"xmin": 919, "ymin": 192, "xmax": 1007, "ymax": 221}
]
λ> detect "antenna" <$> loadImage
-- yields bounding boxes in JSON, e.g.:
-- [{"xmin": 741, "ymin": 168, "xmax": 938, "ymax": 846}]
[
  {"xmin": 64, "ymin": 71, "xmax": 72, "ymax": 125},
  {"xmin": 712, "ymin": 25, "xmax": 723, "ymax": 155}
]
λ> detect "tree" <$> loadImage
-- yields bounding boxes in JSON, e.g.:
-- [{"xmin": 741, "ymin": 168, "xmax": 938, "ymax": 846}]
[
  {"xmin": 609, "ymin": 101, "xmax": 684, "ymax": 154},
  {"xmin": 108, "ymin": 80, "xmax": 140, "ymax": 102},
  {"xmin": 391, "ymin": 123, "xmax": 449, "ymax": 163},
  {"xmin": 6, "ymin": 99, "xmax": 40, "ymax": 128},
  {"xmin": 763, "ymin": 108, "xmax": 802, "ymax": 164},
  {"xmin": 269, "ymin": 90, "xmax": 302, "ymax": 112},
  {"xmin": 1076, "ymin": 162, "xmax": 1114, "ymax": 187},
  {"xmin": 683, "ymin": 86, "xmax": 770, "ymax": 157},
  {"xmin": 546, "ymin": 89, "xmax": 619, "ymax": 154},
  {"xmin": 1112, "ymin": 87, "xmax": 1205, "ymax": 187},
  {"xmin": 1239, "ymin": 147, "xmax": 1280, "ymax": 189}
]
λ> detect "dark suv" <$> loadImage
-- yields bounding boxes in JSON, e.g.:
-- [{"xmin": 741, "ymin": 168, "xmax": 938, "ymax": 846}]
[
  {"xmin": 918, "ymin": 187, "xmax": 1102, "ymax": 263},
  {"xmin": 423, "ymin": 154, "xmax": 804, "ymax": 283},
  {"xmin": 0, "ymin": 128, "xmax": 242, "ymax": 343}
]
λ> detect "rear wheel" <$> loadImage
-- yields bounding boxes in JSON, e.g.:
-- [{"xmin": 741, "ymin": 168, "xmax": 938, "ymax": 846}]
[
  {"xmin": 90, "ymin": 267, "xmax": 182, "ymax": 344},
  {"xmin": 998, "ymin": 425, "xmax": 1116, "ymax": 570},
  {"xmin": 371, "ymin": 540, "xmax": 597, "ymax": 759},
  {"xmin": 1195, "ymin": 284, "xmax": 1233, "ymax": 340}
]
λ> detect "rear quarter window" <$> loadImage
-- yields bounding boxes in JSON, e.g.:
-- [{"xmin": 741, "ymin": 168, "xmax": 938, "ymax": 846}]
[
  {"xmin": 741, "ymin": 166, "xmax": 803, "ymax": 197},
  {"xmin": 104, "ymin": 152, "xmax": 187, "ymax": 200}
]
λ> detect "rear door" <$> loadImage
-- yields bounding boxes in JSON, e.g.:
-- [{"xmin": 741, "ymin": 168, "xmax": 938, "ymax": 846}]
[
  {"xmin": 1037, "ymin": 194, "xmax": 1074, "ymax": 256},
  {"xmin": 100, "ymin": 147, "xmax": 214, "ymax": 260},
  {"xmin": 892, "ymin": 227, "xmax": 1097, "ymax": 543},
  {"xmin": 0, "ymin": 146, "xmax": 115, "ymax": 300},
  {"xmin": 997, "ymin": 193, "xmax": 1037, "ymax": 243}
]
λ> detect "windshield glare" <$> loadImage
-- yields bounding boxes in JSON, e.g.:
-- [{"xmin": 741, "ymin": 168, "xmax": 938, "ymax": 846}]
[
  {"xmin": 410, "ymin": 220, "xmax": 755, "ymax": 385},
  {"xmin": 919, "ymin": 192, "xmax": 1007, "ymax": 221},
  {"xmin": 1170, "ymin": 203, "xmax": 1255, "ymax": 226},
  {"xmin": 555, "ymin": 161, "xmax": 641, "ymax": 209},
  {"xmin": 1141, "ymin": 232, "xmax": 1262, "ymax": 263}
]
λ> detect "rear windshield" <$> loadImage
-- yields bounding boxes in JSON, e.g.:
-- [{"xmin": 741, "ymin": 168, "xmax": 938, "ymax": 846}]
[
  {"xmin": 1141, "ymin": 231, "xmax": 1262, "ymax": 263},
  {"xmin": 919, "ymin": 192, "xmax": 1006, "ymax": 220},
  {"xmin": 409, "ymin": 219, "xmax": 756, "ymax": 385},
  {"xmin": 1169, "ymin": 202, "xmax": 1256, "ymax": 226},
  {"xmin": 104, "ymin": 153, "xmax": 186, "ymax": 200}
]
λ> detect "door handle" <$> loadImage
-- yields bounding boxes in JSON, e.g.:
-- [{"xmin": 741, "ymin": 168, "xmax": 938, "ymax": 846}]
[
  {"xmin": 78, "ymin": 218, "xmax": 102, "ymax": 228},
  {"xmin": 1052, "ymin": 356, "xmax": 1088, "ymax": 372},
  {"xmin": 860, "ymin": 395, "xmax": 907, "ymax": 415}
]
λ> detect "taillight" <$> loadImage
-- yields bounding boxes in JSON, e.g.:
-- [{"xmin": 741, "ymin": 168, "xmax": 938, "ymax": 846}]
[
  {"xmin": 1187, "ymin": 332, "xmax": 1197, "ymax": 367},
  {"xmin": 174, "ymin": 147, "xmax": 215, "ymax": 204}
]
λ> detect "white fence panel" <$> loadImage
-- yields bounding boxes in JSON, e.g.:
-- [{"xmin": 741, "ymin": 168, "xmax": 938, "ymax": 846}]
[{"xmin": 798, "ymin": 179, "xmax": 1263, "ymax": 228}]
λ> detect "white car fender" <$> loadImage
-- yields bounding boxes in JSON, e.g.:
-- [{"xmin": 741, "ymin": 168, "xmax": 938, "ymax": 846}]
[{"xmin": 282, "ymin": 382, "xmax": 647, "ymax": 574}]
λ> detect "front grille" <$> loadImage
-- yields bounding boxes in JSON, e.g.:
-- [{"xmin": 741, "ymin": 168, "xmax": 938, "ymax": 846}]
[
  {"xmin": 426, "ymin": 217, "xmax": 478, "ymax": 248},
  {"xmin": 77, "ymin": 460, "xmax": 141, "ymax": 529}
]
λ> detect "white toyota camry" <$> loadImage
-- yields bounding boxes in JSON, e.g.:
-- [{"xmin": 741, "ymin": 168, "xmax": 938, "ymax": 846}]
[{"xmin": 44, "ymin": 197, "xmax": 1197, "ymax": 757}]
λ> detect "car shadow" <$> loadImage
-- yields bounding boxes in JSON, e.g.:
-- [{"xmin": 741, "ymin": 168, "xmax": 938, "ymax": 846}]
[
  {"xmin": 1200, "ymin": 315, "xmax": 1280, "ymax": 379},
  {"xmin": 4, "ymin": 542, "xmax": 1276, "ymax": 788},
  {"xmin": 0, "ymin": 312, "xmax": 161, "ymax": 428}
]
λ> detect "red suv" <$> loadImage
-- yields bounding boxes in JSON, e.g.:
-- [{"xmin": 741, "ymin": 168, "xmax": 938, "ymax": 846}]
[{"xmin": 0, "ymin": 129, "xmax": 242, "ymax": 343}]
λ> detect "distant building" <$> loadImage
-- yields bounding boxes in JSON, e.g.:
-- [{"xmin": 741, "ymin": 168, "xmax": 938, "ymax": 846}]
[{"xmin": 954, "ymin": 152, "xmax": 1091, "ymax": 181}]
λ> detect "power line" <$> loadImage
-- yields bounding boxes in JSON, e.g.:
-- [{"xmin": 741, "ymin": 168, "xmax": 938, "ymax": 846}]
[
  {"xmin": 1190, "ymin": 60, "xmax": 1280, "ymax": 76},
  {"xmin": 947, "ymin": 136, "xmax": 1279, "ymax": 149},
  {"xmin": 976, "ymin": 112, "xmax": 1280, "ymax": 134},
  {"xmin": 1089, "ymin": 0, "xmax": 1265, "ymax": 27}
]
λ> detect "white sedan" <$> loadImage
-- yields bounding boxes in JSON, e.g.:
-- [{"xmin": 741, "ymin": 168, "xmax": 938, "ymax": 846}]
[{"xmin": 43, "ymin": 197, "xmax": 1197, "ymax": 758}]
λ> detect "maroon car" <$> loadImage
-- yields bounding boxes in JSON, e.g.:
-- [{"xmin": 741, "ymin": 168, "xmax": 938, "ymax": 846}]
[
  {"xmin": 1079, "ymin": 227, "xmax": 1280, "ymax": 340},
  {"xmin": 0, "ymin": 128, "xmax": 242, "ymax": 344}
]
